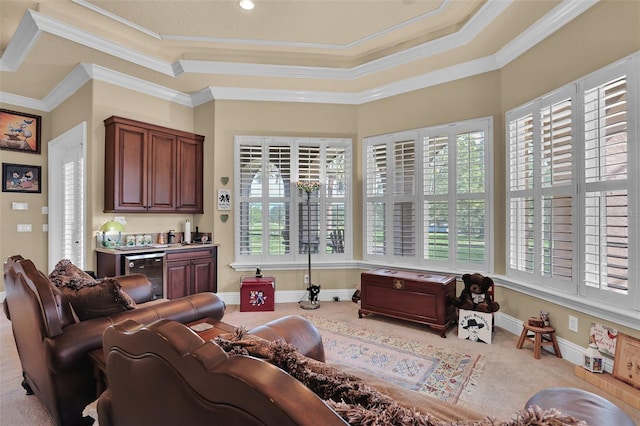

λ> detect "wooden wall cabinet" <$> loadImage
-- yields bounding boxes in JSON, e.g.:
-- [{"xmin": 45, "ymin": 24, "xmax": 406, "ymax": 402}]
[
  {"xmin": 166, "ymin": 246, "xmax": 217, "ymax": 299},
  {"xmin": 104, "ymin": 116, "xmax": 204, "ymax": 213}
]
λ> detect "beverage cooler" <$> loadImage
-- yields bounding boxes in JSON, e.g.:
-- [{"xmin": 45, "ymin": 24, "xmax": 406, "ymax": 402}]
[{"xmin": 124, "ymin": 252, "xmax": 166, "ymax": 300}]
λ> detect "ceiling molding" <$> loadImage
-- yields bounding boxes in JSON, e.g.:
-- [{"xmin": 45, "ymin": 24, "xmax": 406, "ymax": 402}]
[
  {"xmin": 494, "ymin": 0, "xmax": 599, "ymax": 67},
  {"xmin": 73, "ymin": 0, "xmax": 454, "ymax": 51},
  {"xmin": 0, "ymin": 0, "xmax": 599, "ymax": 112}
]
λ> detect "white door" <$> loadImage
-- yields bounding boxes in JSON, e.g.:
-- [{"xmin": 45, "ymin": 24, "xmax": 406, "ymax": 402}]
[{"xmin": 48, "ymin": 122, "xmax": 87, "ymax": 272}]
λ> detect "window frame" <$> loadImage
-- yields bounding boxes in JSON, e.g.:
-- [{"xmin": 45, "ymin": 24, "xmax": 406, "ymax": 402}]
[
  {"xmin": 363, "ymin": 117, "xmax": 493, "ymax": 272},
  {"xmin": 505, "ymin": 54, "xmax": 639, "ymax": 311},
  {"xmin": 233, "ymin": 136, "xmax": 352, "ymax": 266}
]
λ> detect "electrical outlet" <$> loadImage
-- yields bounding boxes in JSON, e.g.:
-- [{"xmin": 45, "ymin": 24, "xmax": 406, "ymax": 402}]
[
  {"xmin": 304, "ymin": 274, "xmax": 309, "ymax": 284},
  {"xmin": 568, "ymin": 315, "xmax": 579, "ymax": 333}
]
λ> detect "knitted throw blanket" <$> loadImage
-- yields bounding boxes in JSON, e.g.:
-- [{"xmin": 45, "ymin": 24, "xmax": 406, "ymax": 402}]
[{"xmin": 213, "ymin": 329, "xmax": 587, "ymax": 426}]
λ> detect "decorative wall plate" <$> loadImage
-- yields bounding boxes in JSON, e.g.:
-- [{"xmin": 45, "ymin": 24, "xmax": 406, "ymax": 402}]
[
  {"xmin": 220, "ymin": 214, "xmax": 229, "ymax": 223},
  {"xmin": 220, "ymin": 176, "xmax": 229, "ymax": 185}
]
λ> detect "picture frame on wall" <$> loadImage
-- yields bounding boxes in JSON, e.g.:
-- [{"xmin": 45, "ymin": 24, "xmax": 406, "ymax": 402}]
[
  {"xmin": 0, "ymin": 108, "xmax": 42, "ymax": 154},
  {"xmin": 2, "ymin": 163, "xmax": 42, "ymax": 194}
]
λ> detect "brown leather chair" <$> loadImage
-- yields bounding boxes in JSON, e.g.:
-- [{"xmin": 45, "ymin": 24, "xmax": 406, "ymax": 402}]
[
  {"xmin": 3, "ymin": 255, "xmax": 226, "ymax": 426},
  {"xmin": 97, "ymin": 318, "xmax": 348, "ymax": 426},
  {"xmin": 526, "ymin": 387, "xmax": 635, "ymax": 426}
]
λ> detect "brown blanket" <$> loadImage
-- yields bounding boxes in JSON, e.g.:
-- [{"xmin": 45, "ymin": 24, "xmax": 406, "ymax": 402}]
[{"xmin": 214, "ymin": 329, "xmax": 586, "ymax": 426}]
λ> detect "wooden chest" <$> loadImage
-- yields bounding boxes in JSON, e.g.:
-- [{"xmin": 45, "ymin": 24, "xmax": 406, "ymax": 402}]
[{"xmin": 359, "ymin": 268, "xmax": 457, "ymax": 337}]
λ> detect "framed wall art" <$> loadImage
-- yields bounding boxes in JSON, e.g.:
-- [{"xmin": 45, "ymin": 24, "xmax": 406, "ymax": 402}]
[
  {"xmin": 0, "ymin": 109, "xmax": 42, "ymax": 154},
  {"xmin": 612, "ymin": 332, "xmax": 640, "ymax": 389},
  {"xmin": 2, "ymin": 163, "xmax": 42, "ymax": 193}
]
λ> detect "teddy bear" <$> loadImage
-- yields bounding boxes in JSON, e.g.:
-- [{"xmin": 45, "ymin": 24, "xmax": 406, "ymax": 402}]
[{"xmin": 449, "ymin": 273, "xmax": 500, "ymax": 313}]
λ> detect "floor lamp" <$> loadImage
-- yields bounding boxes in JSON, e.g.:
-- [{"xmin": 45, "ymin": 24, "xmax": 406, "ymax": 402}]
[{"xmin": 297, "ymin": 180, "xmax": 321, "ymax": 310}]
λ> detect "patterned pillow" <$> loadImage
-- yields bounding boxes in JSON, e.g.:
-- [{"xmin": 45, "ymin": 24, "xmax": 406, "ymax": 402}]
[
  {"xmin": 57, "ymin": 278, "xmax": 136, "ymax": 321},
  {"xmin": 49, "ymin": 259, "xmax": 97, "ymax": 290}
]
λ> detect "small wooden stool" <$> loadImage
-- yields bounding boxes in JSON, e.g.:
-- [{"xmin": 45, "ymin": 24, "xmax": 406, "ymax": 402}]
[{"xmin": 516, "ymin": 323, "xmax": 562, "ymax": 359}]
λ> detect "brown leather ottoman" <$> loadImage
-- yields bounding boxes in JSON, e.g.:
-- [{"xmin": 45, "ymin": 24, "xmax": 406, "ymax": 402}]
[{"xmin": 525, "ymin": 387, "xmax": 635, "ymax": 426}]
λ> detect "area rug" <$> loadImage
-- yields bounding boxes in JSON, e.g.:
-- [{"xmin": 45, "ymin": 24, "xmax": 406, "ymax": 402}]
[{"xmin": 303, "ymin": 315, "xmax": 484, "ymax": 404}]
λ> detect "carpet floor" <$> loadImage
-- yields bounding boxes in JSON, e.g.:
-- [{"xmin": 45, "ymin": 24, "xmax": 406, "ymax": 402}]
[
  {"xmin": 1, "ymin": 301, "xmax": 639, "ymax": 424},
  {"xmin": 304, "ymin": 314, "xmax": 484, "ymax": 404}
]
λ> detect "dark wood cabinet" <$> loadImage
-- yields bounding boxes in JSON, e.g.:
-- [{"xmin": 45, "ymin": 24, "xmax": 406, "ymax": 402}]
[
  {"xmin": 166, "ymin": 246, "xmax": 217, "ymax": 299},
  {"xmin": 104, "ymin": 116, "xmax": 204, "ymax": 213},
  {"xmin": 359, "ymin": 268, "xmax": 456, "ymax": 337},
  {"xmin": 96, "ymin": 245, "xmax": 217, "ymax": 300}
]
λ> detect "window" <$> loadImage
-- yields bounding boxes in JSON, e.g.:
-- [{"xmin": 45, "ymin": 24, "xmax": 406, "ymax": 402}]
[
  {"xmin": 235, "ymin": 136, "xmax": 351, "ymax": 263},
  {"xmin": 506, "ymin": 56, "xmax": 638, "ymax": 309},
  {"xmin": 364, "ymin": 118, "xmax": 492, "ymax": 271}
]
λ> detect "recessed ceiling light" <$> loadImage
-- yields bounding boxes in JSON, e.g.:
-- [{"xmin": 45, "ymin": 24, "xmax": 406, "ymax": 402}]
[{"xmin": 239, "ymin": 0, "xmax": 254, "ymax": 11}]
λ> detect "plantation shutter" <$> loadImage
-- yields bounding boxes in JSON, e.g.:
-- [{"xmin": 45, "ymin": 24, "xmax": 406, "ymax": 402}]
[
  {"xmin": 393, "ymin": 139, "xmax": 416, "ymax": 258},
  {"xmin": 325, "ymin": 146, "xmax": 347, "ymax": 254},
  {"xmin": 423, "ymin": 134, "xmax": 449, "ymax": 261},
  {"xmin": 456, "ymin": 130, "xmax": 486, "ymax": 265},
  {"xmin": 298, "ymin": 145, "xmax": 321, "ymax": 254},
  {"xmin": 540, "ymin": 97, "xmax": 574, "ymax": 285},
  {"xmin": 508, "ymin": 113, "xmax": 535, "ymax": 275},
  {"xmin": 365, "ymin": 141, "xmax": 388, "ymax": 256},
  {"xmin": 239, "ymin": 143, "xmax": 263, "ymax": 255},
  {"xmin": 583, "ymin": 74, "xmax": 629, "ymax": 295},
  {"xmin": 268, "ymin": 145, "xmax": 291, "ymax": 255},
  {"xmin": 63, "ymin": 153, "xmax": 84, "ymax": 268}
]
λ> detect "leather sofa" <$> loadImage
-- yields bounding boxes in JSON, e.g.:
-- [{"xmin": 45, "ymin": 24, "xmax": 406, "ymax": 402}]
[
  {"xmin": 3, "ymin": 255, "xmax": 225, "ymax": 426},
  {"xmin": 97, "ymin": 317, "xmax": 345, "ymax": 426}
]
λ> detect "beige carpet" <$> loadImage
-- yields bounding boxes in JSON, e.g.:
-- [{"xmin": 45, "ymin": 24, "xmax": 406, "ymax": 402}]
[{"xmin": 1, "ymin": 301, "xmax": 639, "ymax": 425}]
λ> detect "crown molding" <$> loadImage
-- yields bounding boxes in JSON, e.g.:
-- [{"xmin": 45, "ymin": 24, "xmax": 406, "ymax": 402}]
[
  {"xmin": 74, "ymin": 0, "xmax": 453, "ymax": 51},
  {"xmin": 0, "ymin": 0, "xmax": 599, "ymax": 112},
  {"xmin": 495, "ymin": 0, "xmax": 598, "ymax": 67}
]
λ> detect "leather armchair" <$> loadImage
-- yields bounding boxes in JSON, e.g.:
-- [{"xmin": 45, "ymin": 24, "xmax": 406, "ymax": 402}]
[
  {"xmin": 97, "ymin": 318, "xmax": 347, "ymax": 426},
  {"xmin": 3, "ymin": 255, "xmax": 226, "ymax": 426}
]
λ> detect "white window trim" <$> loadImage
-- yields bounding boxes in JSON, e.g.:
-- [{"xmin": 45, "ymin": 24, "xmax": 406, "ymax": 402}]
[
  {"xmin": 505, "ymin": 52, "xmax": 640, "ymax": 312},
  {"xmin": 232, "ymin": 135, "xmax": 353, "ymax": 269},
  {"xmin": 363, "ymin": 117, "xmax": 494, "ymax": 273}
]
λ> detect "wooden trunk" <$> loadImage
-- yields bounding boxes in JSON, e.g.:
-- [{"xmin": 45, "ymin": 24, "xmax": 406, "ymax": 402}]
[{"xmin": 359, "ymin": 268, "xmax": 457, "ymax": 338}]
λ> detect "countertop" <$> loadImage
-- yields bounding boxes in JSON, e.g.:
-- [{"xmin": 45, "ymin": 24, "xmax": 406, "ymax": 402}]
[{"xmin": 95, "ymin": 242, "xmax": 218, "ymax": 255}]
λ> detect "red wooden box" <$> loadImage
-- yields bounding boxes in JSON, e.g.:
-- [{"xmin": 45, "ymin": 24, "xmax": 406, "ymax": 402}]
[{"xmin": 240, "ymin": 276, "xmax": 275, "ymax": 312}]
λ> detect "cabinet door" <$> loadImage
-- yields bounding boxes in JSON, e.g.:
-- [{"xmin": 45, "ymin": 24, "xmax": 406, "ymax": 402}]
[
  {"xmin": 176, "ymin": 136, "xmax": 204, "ymax": 213},
  {"xmin": 166, "ymin": 259, "xmax": 191, "ymax": 299},
  {"xmin": 191, "ymin": 257, "xmax": 215, "ymax": 294},
  {"xmin": 148, "ymin": 131, "xmax": 177, "ymax": 211},
  {"xmin": 109, "ymin": 123, "xmax": 148, "ymax": 211}
]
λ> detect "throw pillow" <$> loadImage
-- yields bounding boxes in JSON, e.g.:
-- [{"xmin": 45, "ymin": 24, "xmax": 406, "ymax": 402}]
[
  {"xmin": 49, "ymin": 259, "xmax": 97, "ymax": 290},
  {"xmin": 58, "ymin": 278, "xmax": 137, "ymax": 321}
]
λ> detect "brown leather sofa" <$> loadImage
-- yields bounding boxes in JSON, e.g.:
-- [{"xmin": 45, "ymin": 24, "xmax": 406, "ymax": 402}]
[
  {"xmin": 97, "ymin": 317, "xmax": 348, "ymax": 426},
  {"xmin": 3, "ymin": 255, "xmax": 226, "ymax": 426}
]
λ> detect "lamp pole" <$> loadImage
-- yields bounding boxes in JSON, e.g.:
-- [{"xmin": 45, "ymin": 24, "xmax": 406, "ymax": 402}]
[{"xmin": 297, "ymin": 180, "xmax": 321, "ymax": 310}]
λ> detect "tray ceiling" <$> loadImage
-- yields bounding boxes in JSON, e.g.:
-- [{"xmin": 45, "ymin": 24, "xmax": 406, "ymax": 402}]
[{"xmin": 0, "ymin": 0, "xmax": 597, "ymax": 110}]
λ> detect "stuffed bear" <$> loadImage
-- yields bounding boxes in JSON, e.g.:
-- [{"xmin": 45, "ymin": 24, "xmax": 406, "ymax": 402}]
[{"xmin": 450, "ymin": 273, "xmax": 500, "ymax": 313}]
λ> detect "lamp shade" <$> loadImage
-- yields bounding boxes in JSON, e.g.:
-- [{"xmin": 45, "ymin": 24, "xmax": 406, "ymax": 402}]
[
  {"xmin": 100, "ymin": 220, "xmax": 124, "ymax": 233},
  {"xmin": 100, "ymin": 220, "xmax": 124, "ymax": 248}
]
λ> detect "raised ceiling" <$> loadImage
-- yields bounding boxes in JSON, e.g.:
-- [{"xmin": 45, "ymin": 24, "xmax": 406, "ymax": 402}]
[{"xmin": 0, "ymin": 0, "xmax": 597, "ymax": 110}]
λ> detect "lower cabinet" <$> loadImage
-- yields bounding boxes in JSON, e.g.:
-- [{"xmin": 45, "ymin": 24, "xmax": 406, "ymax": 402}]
[{"xmin": 165, "ymin": 246, "xmax": 217, "ymax": 299}]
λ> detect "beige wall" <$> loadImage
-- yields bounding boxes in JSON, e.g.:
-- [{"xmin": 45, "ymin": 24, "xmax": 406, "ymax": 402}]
[
  {"xmin": 0, "ymin": 106, "xmax": 50, "ymax": 271},
  {"xmin": 1, "ymin": 0, "xmax": 638, "ymax": 342},
  {"xmin": 209, "ymin": 100, "xmax": 360, "ymax": 293}
]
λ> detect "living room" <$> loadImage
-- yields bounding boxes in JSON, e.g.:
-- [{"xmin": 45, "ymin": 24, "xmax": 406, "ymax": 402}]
[{"xmin": 1, "ymin": 0, "xmax": 639, "ymax": 424}]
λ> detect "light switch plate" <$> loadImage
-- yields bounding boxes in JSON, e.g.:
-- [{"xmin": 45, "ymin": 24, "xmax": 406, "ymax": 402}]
[
  {"xmin": 42, "ymin": 206, "xmax": 48, "ymax": 214},
  {"xmin": 17, "ymin": 224, "xmax": 32, "ymax": 232},
  {"xmin": 12, "ymin": 202, "xmax": 28, "ymax": 210}
]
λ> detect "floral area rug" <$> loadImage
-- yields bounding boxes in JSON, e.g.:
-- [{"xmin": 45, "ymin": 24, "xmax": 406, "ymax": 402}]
[{"xmin": 303, "ymin": 315, "xmax": 484, "ymax": 404}]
